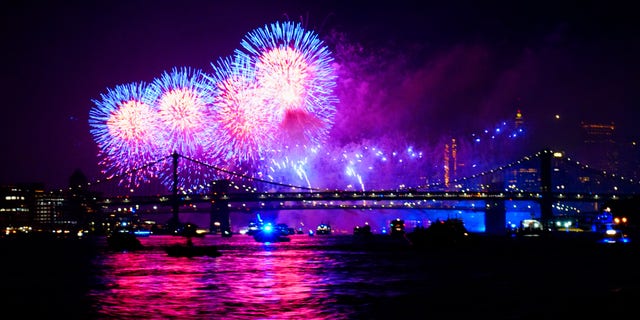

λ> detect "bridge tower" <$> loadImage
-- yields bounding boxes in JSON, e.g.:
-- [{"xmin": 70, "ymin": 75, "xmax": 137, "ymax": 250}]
[
  {"xmin": 484, "ymin": 181, "xmax": 506, "ymax": 235},
  {"xmin": 166, "ymin": 151, "xmax": 181, "ymax": 231},
  {"xmin": 210, "ymin": 179, "xmax": 232, "ymax": 236},
  {"xmin": 539, "ymin": 149, "xmax": 553, "ymax": 224}
]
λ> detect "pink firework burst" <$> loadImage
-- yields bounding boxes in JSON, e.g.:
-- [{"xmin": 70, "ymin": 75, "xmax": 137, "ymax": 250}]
[
  {"xmin": 89, "ymin": 82, "xmax": 164, "ymax": 187},
  {"xmin": 149, "ymin": 66, "xmax": 222, "ymax": 189},
  {"xmin": 236, "ymin": 20, "xmax": 338, "ymax": 149},
  {"xmin": 206, "ymin": 56, "xmax": 279, "ymax": 173}
]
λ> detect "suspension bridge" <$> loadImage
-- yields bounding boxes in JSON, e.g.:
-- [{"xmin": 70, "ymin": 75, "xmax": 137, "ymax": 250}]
[{"xmin": 79, "ymin": 148, "xmax": 640, "ymax": 235}]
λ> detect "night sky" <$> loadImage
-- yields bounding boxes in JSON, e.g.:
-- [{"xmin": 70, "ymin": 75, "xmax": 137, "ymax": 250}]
[{"xmin": 1, "ymin": 0, "xmax": 638, "ymax": 190}]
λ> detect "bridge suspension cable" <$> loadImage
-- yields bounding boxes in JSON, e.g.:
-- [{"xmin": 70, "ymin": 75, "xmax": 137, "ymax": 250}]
[
  {"xmin": 178, "ymin": 154, "xmax": 323, "ymax": 192},
  {"xmin": 61, "ymin": 154, "xmax": 174, "ymax": 192},
  {"xmin": 419, "ymin": 149, "xmax": 546, "ymax": 191}
]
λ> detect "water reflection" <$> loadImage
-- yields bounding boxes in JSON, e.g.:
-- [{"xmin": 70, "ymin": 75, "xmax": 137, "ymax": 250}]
[
  {"xmin": 86, "ymin": 232, "xmax": 640, "ymax": 319},
  {"xmin": 91, "ymin": 236, "xmax": 347, "ymax": 319},
  {"xmin": 0, "ymin": 226, "xmax": 631, "ymax": 320}
]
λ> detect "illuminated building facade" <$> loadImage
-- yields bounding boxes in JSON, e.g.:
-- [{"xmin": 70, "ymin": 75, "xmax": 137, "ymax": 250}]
[
  {"xmin": 0, "ymin": 184, "xmax": 35, "ymax": 228},
  {"xmin": 515, "ymin": 109, "xmax": 524, "ymax": 129},
  {"xmin": 0, "ymin": 182, "xmax": 100, "ymax": 234},
  {"xmin": 444, "ymin": 138, "xmax": 457, "ymax": 188},
  {"xmin": 580, "ymin": 121, "xmax": 618, "ymax": 173},
  {"xmin": 506, "ymin": 167, "xmax": 539, "ymax": 191}
]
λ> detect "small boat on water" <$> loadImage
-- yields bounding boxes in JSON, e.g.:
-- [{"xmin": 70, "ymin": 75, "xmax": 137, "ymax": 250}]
[
  {"xmin": 353, "ymin": 224, "xmax": 373, "ymax": 237},
  {"xmin": 251, "ymin": 222, "xmax": 292, "ymax": 243},
  {"xmin": 252, "ymin": 230, "xmax": 291, "ymax": 243},
  {"xmin": 316, "ymin": 223, "xmax": 332, "ymax": 235},
  {"xmin": 164, "ymin": 244, "xmax": 222, "ymax": 258},
  {"xmin": 107, "ymin": 230, "xmax": 144, "ymax": 252}
]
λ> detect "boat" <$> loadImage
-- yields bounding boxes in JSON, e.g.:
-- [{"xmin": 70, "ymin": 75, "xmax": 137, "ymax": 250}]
[
  {"xmin": 172, "ymin": 222, "xmax": 206, "ymax": 237},
  {"xmin": 354, "ymin": 224, "xmax": 373, "ymax": 237},
  {"xmin": 253, "ymin": 230, "xmax": 291, "ymax": 243},
  {"xmin": 251, "ymin": 222, "xmax": 291, "ymax": 243},
  {"xmin": 106, "ymin": 230, "xmax": 144, "ymax": 252},
  {"xmin": 389, "ymin": 218, "xmax": 406, "ymax": 237},
  {"xmin": 316, "ymin": 223, "xmax": 332, "ymax": 235},
  {"xmin": 406, "ymin": 218, "xmax": 471, "ymax": 247},
  {"xmin": 164, "ymin": 243, "xmax": 222, "ymax": 258}
]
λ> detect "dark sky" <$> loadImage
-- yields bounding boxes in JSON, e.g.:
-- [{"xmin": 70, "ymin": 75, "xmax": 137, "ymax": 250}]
[{"xmin": 1, "ymin": 0, "xmax": 638, "ymax": 190}]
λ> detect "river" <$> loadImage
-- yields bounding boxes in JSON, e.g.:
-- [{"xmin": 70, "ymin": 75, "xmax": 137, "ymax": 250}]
[{"xmin": 2, "ymin": 232, "xmax": 638, "ymax": 319}]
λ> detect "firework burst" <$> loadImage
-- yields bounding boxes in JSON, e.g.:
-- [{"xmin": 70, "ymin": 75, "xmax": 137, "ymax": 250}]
[
  {"xmin": 236, "ymin": 20, "xmax": 338, "ymax": 148},
  {"xmin": 89, "ymin": 21, "xmax": 341, "ymax": 192},
  {"xmin": 89, "ymin": 82, "xmax": 163, "ymax": 186},
  {"xmin": 149, "ymin": 66, "xmax": 222, "ymax": 189},
  {"xmin": 205, "ymin": 56, "xmax": 278, "ymax": 172}
]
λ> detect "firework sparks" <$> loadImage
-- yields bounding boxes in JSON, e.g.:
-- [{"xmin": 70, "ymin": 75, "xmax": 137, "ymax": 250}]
[
  {"xmin": 89, "ymin": 20, "xmax": 527, "ymax": 195},
  {"xmin": 205, "ymin": 56, "xmax": 278, "ymax": 171},
  {"xmin": 89, "ymin": 82, "xmax": 163, "ymax": 186},
  {"xmin": 149, "ymin": 66, "xmax": 222, "ymax": 189},
  {"xmin": 236, "ymin": 20, "xmax": 338, "ymax": 148}
]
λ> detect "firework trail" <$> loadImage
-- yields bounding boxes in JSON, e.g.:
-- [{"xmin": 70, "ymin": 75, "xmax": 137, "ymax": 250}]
[
  {"xmin": 236, "ymin": 20, "xmax": 338, "ymax": 149},
  {"xmin": 267, "ymin": 155, "xmax": 313, "ymax": 190},
  {"xmin": 149, "ymin": 66, "xmax": 222, "ymax": 189},
  {"xmin": 313, "ymin": 141, "xmax": 433, "ymax": 191},
  {"xmin": 89, "ymin": 82, "xmax": 163, "ymax": 186}
]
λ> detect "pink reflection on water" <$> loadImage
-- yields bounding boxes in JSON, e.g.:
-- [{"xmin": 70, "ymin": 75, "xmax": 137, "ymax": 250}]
[{"xmin": 93, "ymin": 236, "xmax": 339, "ymax": 319}]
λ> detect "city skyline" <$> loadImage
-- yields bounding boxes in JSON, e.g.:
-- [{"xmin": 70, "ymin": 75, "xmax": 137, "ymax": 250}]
[{"xmin": 1, "ymin": 0, "xmax": 638, "ymax": 190}]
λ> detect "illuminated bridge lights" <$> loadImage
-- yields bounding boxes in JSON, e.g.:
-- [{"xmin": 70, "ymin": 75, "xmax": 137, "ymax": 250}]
[{"xmin": 94, "ymin": 189, "xmax": 639, "ymax": 208}]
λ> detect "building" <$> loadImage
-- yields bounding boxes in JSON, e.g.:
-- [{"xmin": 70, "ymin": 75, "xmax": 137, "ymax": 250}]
[
  {"xmin": 579, "ymin": 121, "xmax": 618, "ymax": 173},
  {"xmin": 0, "ymin": 184, "xmax": 40, "ymax": 229},
  {"xmin": 443, "ymin": 138, "xmax": 457, "ymax": 188},
  {"xmin": 515, "ymin": 109, "xmax": 524, "ymax": 129},
  {"xmin": 0, "ymin": 181, "xmax": 101, "ymax": 235},
  {"xmin": 506, "ymin": 167, "xmax": 539, "ymax": 192}
]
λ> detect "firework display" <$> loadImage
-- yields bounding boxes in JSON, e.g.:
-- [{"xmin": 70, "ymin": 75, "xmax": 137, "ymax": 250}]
[
  {"xmin": 89, "ymin": 21, "xmax": 339, "ymax": 191},
  {"xmin": 149, "ymin": 66, "xmax": 222, "ymax": 188},
  {"xmin": 236, "ymin": 21, "xmax": 338, "ymax": 147},
  {"xmin": 206, "ymin": 56, "xmax": 278, "ymax": 169},
  {"xmin": 89, "ymin": 82, "xmax": 163, "ymax": 186},
  {"xmin": 89, "ymin": 19, "xmax": 525, "ymax": 193}
]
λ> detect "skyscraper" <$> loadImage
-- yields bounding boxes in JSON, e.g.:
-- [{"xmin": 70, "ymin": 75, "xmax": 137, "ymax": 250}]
[
  {"xmin": 443, "ymin": 138, "xmax": 457, "ymax": 188},
  {"xmin": 515, "ymin": 109, "xmax": 524, "ymax": 129},
  {"xmin": 579, "ymin": 121, "xmax": 618, "ymax": 173}
]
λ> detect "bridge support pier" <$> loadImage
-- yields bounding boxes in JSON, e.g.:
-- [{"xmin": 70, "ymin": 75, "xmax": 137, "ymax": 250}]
[
  {"xmin": 485, "ymin": 199, "xmax": 506, "ymax": 235},
  {"xmin": 540, "ymin": 149, "xmax": 553, "ymax": 225},
  {"xmin": 210, "ymin": 180, "xmax": 232, "ymax": 236},
  {"xmin": 167, "ymin": 151, "xmax": 181, "ymax": 232}
]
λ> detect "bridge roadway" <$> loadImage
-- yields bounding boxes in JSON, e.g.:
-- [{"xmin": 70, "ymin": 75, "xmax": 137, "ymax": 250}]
[{"xmin": 97, "ymin": 190, "xmax": 640, "ymax": 207}]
